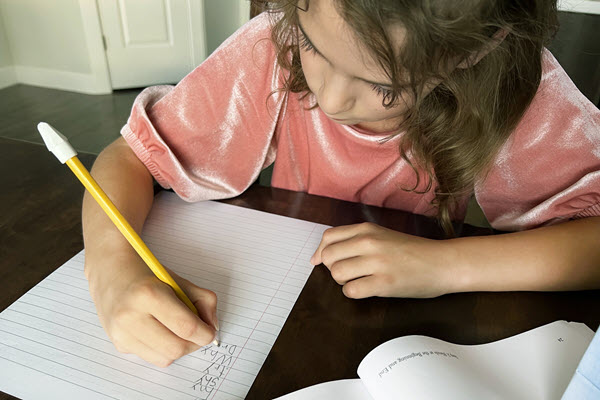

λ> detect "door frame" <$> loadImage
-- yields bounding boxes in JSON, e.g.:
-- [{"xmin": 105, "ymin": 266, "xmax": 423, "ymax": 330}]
[{"xmin": 79, "ymin": 0, "xmax": 112, "ymax": 94}]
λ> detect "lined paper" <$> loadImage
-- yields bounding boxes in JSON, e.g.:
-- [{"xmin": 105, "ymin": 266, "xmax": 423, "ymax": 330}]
[{"xmin": 0, "ymin": 192, "xmax": 329, "ymax": 400}]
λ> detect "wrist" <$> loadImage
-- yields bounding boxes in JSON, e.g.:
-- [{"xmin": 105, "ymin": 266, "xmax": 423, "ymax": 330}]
[
  {"xmin": 84, "ymin": 244, "xmax": 148, "ymax": 297},
  {"xmin": 83, "ymin": 225, "xmax": 138, "ymax": 277},
  {"xmin": 440, "ymin": 237, "xmax": 477, "ymax": 294}
]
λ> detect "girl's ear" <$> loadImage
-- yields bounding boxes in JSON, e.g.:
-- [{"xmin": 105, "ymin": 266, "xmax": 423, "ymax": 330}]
[{"xmin": 456, "ymin": 29, "xmax": 509, "ymax": 69}]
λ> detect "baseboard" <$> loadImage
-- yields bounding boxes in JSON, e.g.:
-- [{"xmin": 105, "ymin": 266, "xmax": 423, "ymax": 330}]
[
  {"xmin": 13, "ymin": 65, "xmax": 111, "ymax": 94},
  {"xmin": 0, "ymin": 65, "xmax": 17, "ymax": 90},
  {"xmin": 559, "ymin": 0, "xmax": 600, "ymax": 15}
]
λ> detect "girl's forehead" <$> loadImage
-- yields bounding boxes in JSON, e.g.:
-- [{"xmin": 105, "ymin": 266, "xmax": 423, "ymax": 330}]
[{"xmin": 298, "ymin": 0, "xmax": 404, "ymax": 84}]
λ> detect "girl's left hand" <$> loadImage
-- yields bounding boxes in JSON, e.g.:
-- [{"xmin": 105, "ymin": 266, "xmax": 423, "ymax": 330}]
[{"xmin": 310, "ymin": 222, "xmax": 458, "ymax": 299}]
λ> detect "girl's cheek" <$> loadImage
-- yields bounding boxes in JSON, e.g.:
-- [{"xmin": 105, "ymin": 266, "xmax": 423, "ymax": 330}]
[{"xmin": 299, "ymin": 52, "xmax": 322, "ymax": 94}]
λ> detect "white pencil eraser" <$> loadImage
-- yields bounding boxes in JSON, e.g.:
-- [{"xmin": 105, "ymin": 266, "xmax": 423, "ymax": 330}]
[{"xmin": 37, "ymin": 122, "xmax": 77, "ymax": 164}]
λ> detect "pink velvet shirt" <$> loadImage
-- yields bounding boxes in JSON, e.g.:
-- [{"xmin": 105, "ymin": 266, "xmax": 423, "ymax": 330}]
[{"xmin": 121, "ymin": 13, "xmax": 600, "ymax": 231}]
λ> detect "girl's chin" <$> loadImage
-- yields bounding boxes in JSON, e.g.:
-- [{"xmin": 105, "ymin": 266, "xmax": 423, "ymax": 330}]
[{"xmin": 329, "ymin": 117, "xmax": 360, "ymax": 125}]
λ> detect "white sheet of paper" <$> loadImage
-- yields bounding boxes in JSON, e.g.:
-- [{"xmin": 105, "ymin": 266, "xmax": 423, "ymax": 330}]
[{"xmin": 0, "ymin": 192, "xmax": 330, "ymax": 400}]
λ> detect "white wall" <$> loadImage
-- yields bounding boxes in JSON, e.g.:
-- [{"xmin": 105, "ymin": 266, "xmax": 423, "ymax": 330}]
[
  {"xmin": 0, "ymin": 0, "xmax": 110, "ymax": 93},
  {"xmin": 0, "ymin": 14, "xmax": 12, "ymax": 67},
  {"xmin": 0, "ymin": 0, "xmax": 250, "ymax": 93},
  {"xmin": 0, "ymin": 6, "xmax": 16, "ymax": 87},
  {"xmin": 1, "ymin": 0, "xmax": 90, "ymax": 73},
  {"xmin": 205, "ymin": 0, "xmax": 250, "ymax": 56}
]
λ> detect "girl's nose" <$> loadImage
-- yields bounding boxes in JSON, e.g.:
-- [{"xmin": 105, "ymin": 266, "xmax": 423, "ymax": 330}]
[{"xmin": 317, "ymin": 72, "xmax": 354, "ymax": 116}]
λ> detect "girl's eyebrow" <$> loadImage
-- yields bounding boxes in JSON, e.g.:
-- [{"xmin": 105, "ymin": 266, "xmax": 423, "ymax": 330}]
[{"xmin": 297, "ymin": 19, "xmax": 393, "ymax": 88}]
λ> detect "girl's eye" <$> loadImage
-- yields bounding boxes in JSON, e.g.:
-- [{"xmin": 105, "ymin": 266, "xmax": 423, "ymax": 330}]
[
  {"xmin": 297, "ymin": 26, "xmax": 396, "ymax": 107},
  {"xmin": 298, "ymin": 31, "xmax": 318, "ymax": 56},
  {"xmin": 371, "ymin": 84, "xmax": 394, "ymax": 104}
]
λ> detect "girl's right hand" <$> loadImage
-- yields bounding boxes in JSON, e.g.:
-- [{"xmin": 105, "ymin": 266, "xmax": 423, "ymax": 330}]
[{"xmin": 86, "ymin": 252, "xmax": 218, "ymax": 367}]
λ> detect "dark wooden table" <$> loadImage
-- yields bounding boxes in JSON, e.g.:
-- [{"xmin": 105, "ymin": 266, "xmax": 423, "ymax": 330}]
[{"xmin": 1, "ymin": 137, "xmax": 599, "ymax": 399}]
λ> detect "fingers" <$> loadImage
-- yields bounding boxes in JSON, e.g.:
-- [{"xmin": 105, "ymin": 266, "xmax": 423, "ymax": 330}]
[
  {"xmin": 329, "ymin": 256, "xmax": 373, "ymax": 285},
  {"xmin": 342, "ymin": 275, "xmax": 384, "ymax": 299},
  {"xmin": 313, "ymin": 224, "xmax": 448, "ymax": 299},
  {"xmin": 328, "ymin": 255, "xmax": 382, "ymax": 299},
  {"xmin": 135, "ymin": 315, "xmax": 201, "ymax": 363},
  {"xmin": 311, "ymin": 223, "xmax": 376, "ymax": 266},
  {"xmin": 310, "ymin": 225, "xmax": 359, "ymax": 265},
  {"xmin": 104, "ymin": 273, "xmax": 219, "ymax": 368},
  {"xmin": 150, "ymin": 280, "xmax": 217, "ymax": 346},
  {"xmin": 113, "ymin": 319, "xmax": 198, "ymax": 368}
]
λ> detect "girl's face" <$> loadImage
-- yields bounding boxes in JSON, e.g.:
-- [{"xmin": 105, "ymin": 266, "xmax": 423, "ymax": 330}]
[{"xmin": 297, "ymin": 0, "xmax": 407, "ymax": 133}]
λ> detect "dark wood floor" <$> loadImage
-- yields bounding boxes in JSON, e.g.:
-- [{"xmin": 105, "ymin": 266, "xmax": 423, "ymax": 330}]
[{"xmin": 0, "ymin": 84, "xmax": 142, "ymax": 155}]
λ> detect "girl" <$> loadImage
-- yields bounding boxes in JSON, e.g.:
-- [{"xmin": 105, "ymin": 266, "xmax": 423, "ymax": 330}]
[{"xmin": 82, "ymin": 0, "xmax": 600, "ymax": 367}]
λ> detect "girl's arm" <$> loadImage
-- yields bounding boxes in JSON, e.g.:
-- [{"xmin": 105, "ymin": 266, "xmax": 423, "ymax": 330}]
[
  {"xmin": 310, "ymin": 218, "xmax": 600, "ymax": 298},
  {"xmin": 82, "ymin": 137, "xmax": 155, "ymax": 276},
  {"xmin": 448, "ymin": 217, "xmax": 600, "ymax": 292},
  {"xmin": 82, "ymin": 137, "xmax": 218, "ymax": 367}
]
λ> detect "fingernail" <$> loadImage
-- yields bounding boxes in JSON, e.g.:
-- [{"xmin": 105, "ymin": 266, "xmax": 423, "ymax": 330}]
[{"xmin": 212, "ymin": 330, "xmax": 221, "ymax": 347}]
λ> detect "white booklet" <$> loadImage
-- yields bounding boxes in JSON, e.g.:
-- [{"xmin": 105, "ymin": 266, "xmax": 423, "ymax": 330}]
[{"xmin": 276, "ymin": 321, "xmax": 594, "ymax": 400}]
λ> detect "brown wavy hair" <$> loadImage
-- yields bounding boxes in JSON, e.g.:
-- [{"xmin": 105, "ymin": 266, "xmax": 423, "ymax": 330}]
[{"xmin": 253, "ymin": 0, "xmax": 558, "ymax": 235}]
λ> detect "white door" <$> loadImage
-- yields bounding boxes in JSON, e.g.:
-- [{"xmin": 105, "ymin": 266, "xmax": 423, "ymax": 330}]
[{"xmin": 97, "ymin": 0, "xmax": 206, "ymax": 89}]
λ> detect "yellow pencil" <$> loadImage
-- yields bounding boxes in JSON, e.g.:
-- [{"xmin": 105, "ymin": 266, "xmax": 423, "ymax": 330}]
[{"xmin": 37, "ymin": 122, "xmax": 219, "ymax": 346}]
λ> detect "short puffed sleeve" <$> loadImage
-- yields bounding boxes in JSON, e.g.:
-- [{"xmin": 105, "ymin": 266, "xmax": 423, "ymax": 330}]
[
  {"xmin": 121, "ymin": 13, "xmax": 286, "ymax": 201},
  {"xmin": 476, "ymin": 50, "xmax": 600, "ymax": 231}
]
